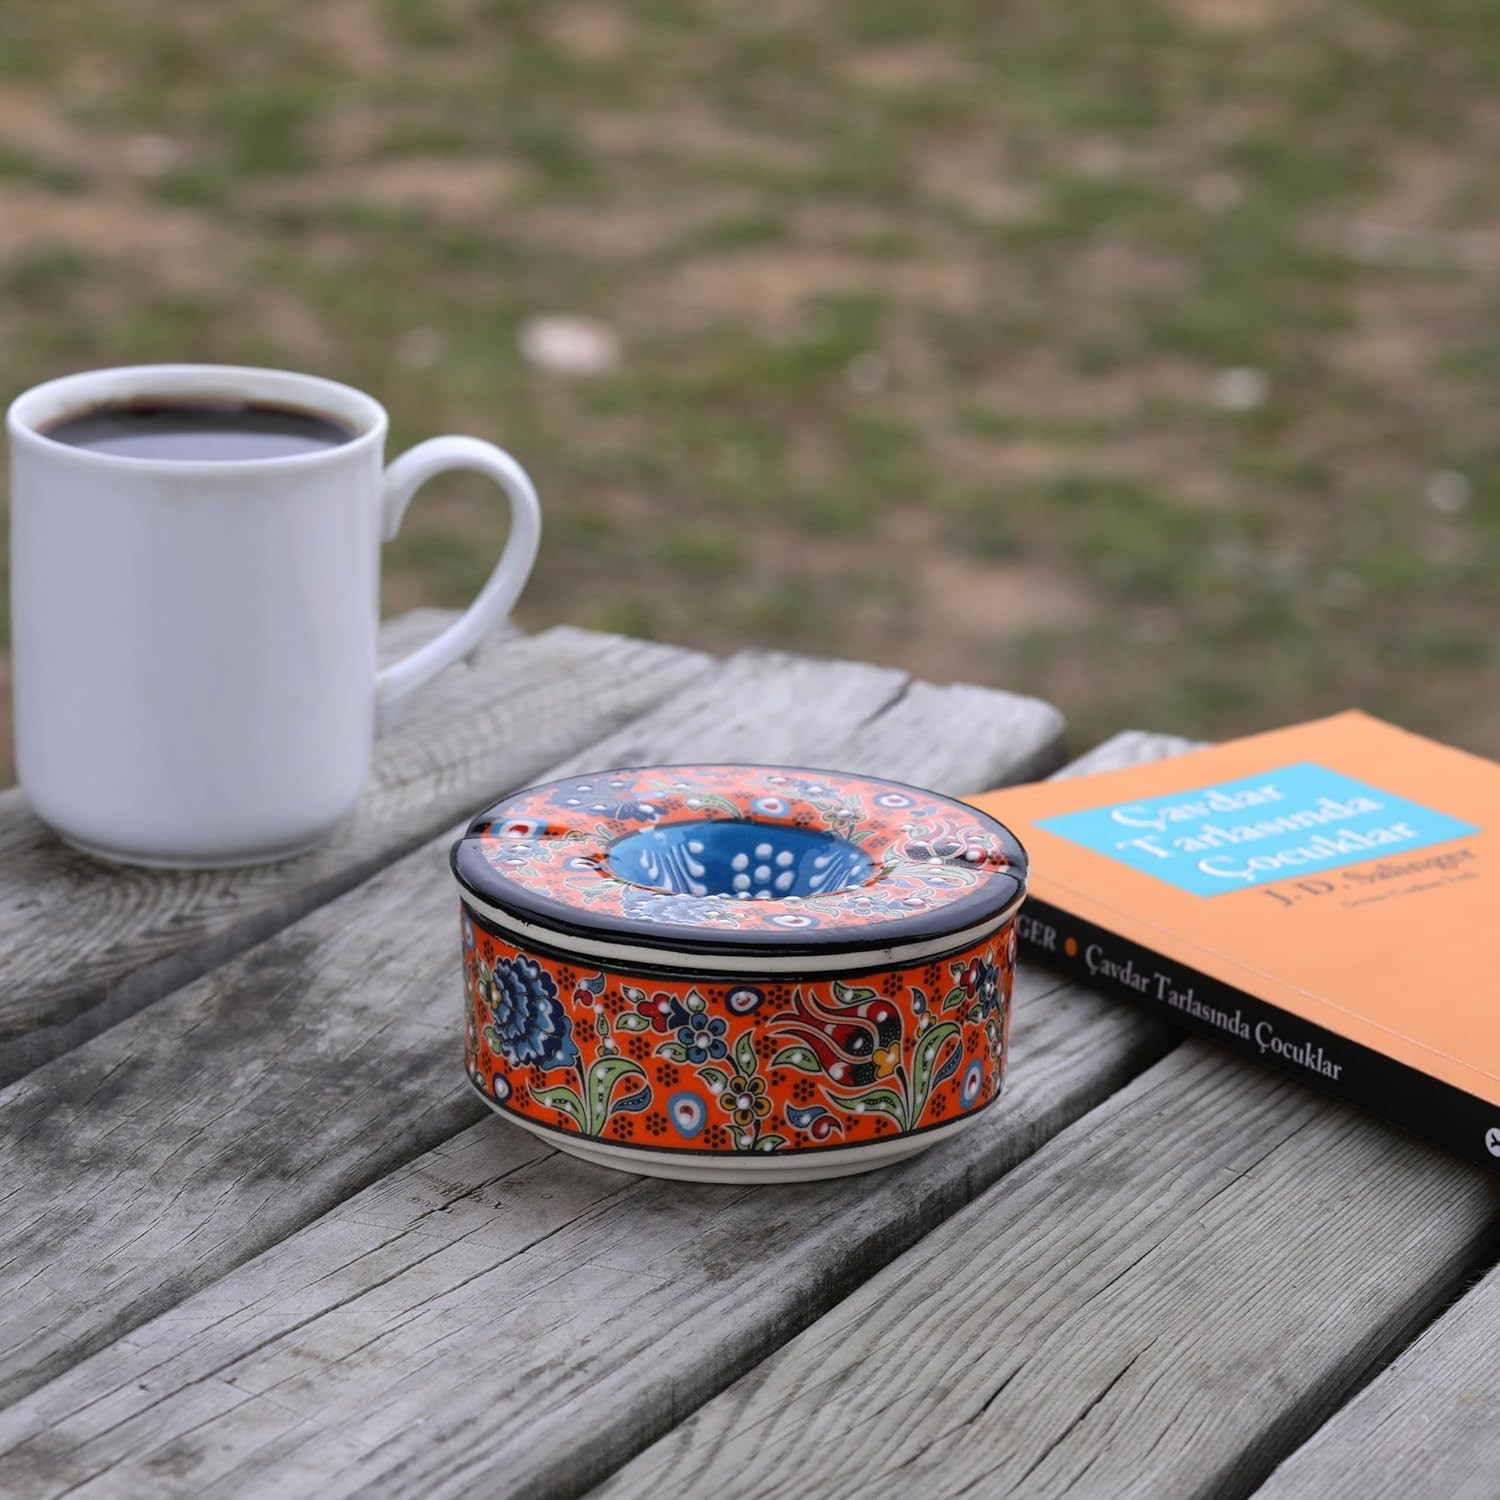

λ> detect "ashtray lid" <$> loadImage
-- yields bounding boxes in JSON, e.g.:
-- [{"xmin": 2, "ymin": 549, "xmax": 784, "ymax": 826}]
[{"xmin": 451, "ymin": 763, "xmax": 1027, "ymax": 966}]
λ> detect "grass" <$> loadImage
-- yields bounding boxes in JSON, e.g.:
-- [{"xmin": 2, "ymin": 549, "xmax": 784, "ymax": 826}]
[
  {"xmin": 0, "ymin": 0, "xmax": 1497, "ymax": 783},
  {"xmin": 0, "ymin": 143, "xmax": 87, "ymax": 193}
]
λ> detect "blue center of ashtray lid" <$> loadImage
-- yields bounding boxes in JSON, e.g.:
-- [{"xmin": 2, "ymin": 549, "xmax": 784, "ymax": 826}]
[{"xmin": 607, "ymin": 819, "xmax": 874, "ymax": 901}]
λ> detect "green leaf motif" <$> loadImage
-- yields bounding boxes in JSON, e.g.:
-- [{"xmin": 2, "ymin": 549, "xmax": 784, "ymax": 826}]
[
  {"xmin": 614, "ymin": 1012, "xmax": 651, "ymax": 1032},
  {"xmin": 621, "ymin": 985, "xmax": 648, "ymax": 1006},
  {"xmin": 531, "ymin": 1083, "xmax": 587, "ymax": 1135},
  {"xmin": 754, "ymin": 1134, "xmax": 789, "ymax": 1153},
  {"xmin": 594, "ymin": 1011, "xmax": 610, "ymax": 1039},
  {"xmin": 732, "ymin": 1029, "xmax": 759, "ymax": 1081},
  {"xmin": 832, "ymin": 978, "xmax": 881, "ymax": 1007},
  {"xmin": 699, "ymin": 1066, "xmax": 730, "ymax": 1093},
  {"xmin": 910, "ymin": 1021, "xmax": 962, "ymax": 1116},
  {"xmin": 585, "ymin": 1057, "xmax": 646, "ymax": 1135},
  {"xmin": 940, "ymin": 985, "xmax": 970, "ymax": 1014},
  {"xmin": 655, "ymin": 1040, "xmax": 690, "ymax": 1063},
  {"xmin": 824, "ymin": 1084, "xmax": 907, "ymax": 1131},
  {"xmin": 770, "ymin": 1044, "xmax": 822, "ymax": 1073}
]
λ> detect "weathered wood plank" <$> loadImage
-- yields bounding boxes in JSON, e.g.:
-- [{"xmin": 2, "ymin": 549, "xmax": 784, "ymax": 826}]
[
  {"xmin": 0, "ymin": 652, "xmax": 1066, "ymax": 1419},
  {"xmin": 594, "ymin": 1059, "xmax": 1498, "ymax": 1496},
  {"xmin": 0, "ymin": 983, "xmax": 1171, "ymax": 1500},
  {"xmin": 1050, "ymin": 727, "xmax": 1201, "ymax": 781},
  {"xmin": 549, "ymin": 656, "xmax": 1065, "ymax": 792},
  {"xmin": 0, "ymin": 684, "xmax": 1111, "ymax": 1500},
  {"xmin": 0, "ymin": 621, "xmax": 709, "ymax": 1085},
  {"xmin": 1253, "ymin": 1261, "xmax": 1500, "ymax": 1500}
]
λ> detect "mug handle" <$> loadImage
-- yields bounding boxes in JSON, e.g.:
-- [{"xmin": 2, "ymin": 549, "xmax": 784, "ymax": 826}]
[{"xmin": 375, "ymin": 435, "xmax": 541, "ymax": 733}]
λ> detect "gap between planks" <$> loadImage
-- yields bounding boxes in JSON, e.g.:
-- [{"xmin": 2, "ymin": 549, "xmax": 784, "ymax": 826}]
[
  {"xmin": 1251, "ymin": 1237, "xmax": 1500, "ymax": 1498},
  {"xmin": 0, "ymin": 648, "xmax": 1074, "ymax": 1493}
]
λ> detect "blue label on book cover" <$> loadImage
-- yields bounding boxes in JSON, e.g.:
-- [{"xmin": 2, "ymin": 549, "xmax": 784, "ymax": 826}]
[{"xmin": 1038, "ymin": 761, "xmax": 1479, "ymax": 896}]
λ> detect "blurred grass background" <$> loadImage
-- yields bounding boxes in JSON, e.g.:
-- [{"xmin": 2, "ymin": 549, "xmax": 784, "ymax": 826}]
[{"xmin": 1, "ymin": 0, "xmax": 1497, "ymax": 781}]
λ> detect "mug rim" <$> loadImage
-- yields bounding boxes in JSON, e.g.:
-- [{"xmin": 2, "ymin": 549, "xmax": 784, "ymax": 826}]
[{"xmin": 6, "ymin": 363, "xmax": 389, "ymax": 474}]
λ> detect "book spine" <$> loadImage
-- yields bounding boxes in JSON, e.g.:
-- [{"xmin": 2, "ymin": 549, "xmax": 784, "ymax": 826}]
[{"xmin": 1017, "ymin": 898, "xmax": 1500, "ymax": 1171}]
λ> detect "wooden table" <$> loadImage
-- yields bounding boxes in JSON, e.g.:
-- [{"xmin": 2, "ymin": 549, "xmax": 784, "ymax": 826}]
[{"xmin": 1, "ymin": 616, "xmax": 1496, "ymax": 1499}]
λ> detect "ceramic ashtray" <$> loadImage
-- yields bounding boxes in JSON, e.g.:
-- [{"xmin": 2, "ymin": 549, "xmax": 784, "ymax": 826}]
[{"xmin": 451, "ymin": 764, "xmax": 1028, "ymax": 1183}]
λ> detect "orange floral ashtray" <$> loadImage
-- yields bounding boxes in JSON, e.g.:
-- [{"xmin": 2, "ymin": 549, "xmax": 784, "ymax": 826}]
[{"xmin": 450, "ymin": 764, "xmax": 1028, "ymax": 1182}]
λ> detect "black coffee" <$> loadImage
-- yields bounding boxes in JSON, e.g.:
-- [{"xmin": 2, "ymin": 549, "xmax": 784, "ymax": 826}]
[{"xmin": 42, "ymin": 399, "xmax": 357, "ymax": 461}]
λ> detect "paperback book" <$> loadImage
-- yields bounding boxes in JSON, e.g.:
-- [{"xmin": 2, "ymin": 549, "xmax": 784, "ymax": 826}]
[{"xmin": 971, "ymin": 712, "xmax": 1499, "ymax": 1167}]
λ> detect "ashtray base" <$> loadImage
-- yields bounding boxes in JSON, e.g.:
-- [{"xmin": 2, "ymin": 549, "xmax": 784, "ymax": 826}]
[{"xmin": 480, "ymin": 1093, "xmax": 980, "ymax": 1183}]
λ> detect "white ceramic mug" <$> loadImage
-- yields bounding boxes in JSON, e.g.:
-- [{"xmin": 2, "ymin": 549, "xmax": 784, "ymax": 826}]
[{"xmin": 7, "ymin": 363, "xmax": 541, "ymax": 867}]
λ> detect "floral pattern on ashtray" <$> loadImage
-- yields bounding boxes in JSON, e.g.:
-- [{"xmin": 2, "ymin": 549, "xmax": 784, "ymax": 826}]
[
  {"xmin": 461, "ymin": 764, "xmax": 1023, "ymax": 940},
  {"xmin": 478, "ymin": 953, "xmax": 579, "ymax": 1069},
  {"xmin": 461, "ymin": 902, "xmax": 1017, "ymax": 1155}
]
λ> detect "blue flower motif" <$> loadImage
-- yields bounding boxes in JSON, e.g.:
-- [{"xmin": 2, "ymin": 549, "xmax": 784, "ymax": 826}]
[
  {"xmin": 837, "ymin": 890, "xmax": 915, "ymax": 920},
  {"xmin": 478, "ymin": 954, "xmax": 579, "ymax": 1069},
  {"xmin": 549, "ymin": 777, "xmax": 663, "ymax": 822},
  {"xmin": 957, "ymin": 957, "xmax": 1002, "ymax": 1018},
  {"xmin": 676, "ymin": 1009, "xmax": 728, "ymax": 1064}
]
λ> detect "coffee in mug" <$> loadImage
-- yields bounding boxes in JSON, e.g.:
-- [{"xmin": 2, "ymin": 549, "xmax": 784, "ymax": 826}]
[
  {"xmin": 41, "ymin": 397, "xmax": 359, "ymax": 462},
  {"xmin": 7, "ymin": 364, "xmax": 541, "ymax": 867}
]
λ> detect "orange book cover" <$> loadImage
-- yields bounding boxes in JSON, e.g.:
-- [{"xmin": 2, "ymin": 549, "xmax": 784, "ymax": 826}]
[{"xmin": 971, "ymin": 711, "xmax": 1499, "ymax": 1166}]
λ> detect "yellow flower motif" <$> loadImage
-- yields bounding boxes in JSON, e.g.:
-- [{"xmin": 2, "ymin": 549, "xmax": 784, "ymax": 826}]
[
  {"xmin": 873, "ymin": 1045, "xmax": 899, "ymax": 1078},
  {"xmin": 720, "ymin": 1073, "xmax": 772, "ymax": 1127}
]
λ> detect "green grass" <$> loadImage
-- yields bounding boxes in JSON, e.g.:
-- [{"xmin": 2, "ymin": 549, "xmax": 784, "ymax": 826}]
[
  {"xmin": 0, "ymin": 0, "xmax": 1496, "ymax": 782},
  {"xmin": 939, "ymin": 491, "xmax": 1022, "ymax": 559},
  {"xmin": 0, "ymin": 144, "xmax": 87, "ymax": 193},
  {"xmin": 381, "ymin": 0, "xmax": 465, "ymax": 48},
  {"xmin": 4, "ymin": 245, "xmax": 90, "ymax": 298},
  {"xmin": 215, "ymin": 87, "xmax": 325, "ymax": 176},
  {"xmin": 684, "ymin": 211, "xmax": 790, "ymax": 253}
]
